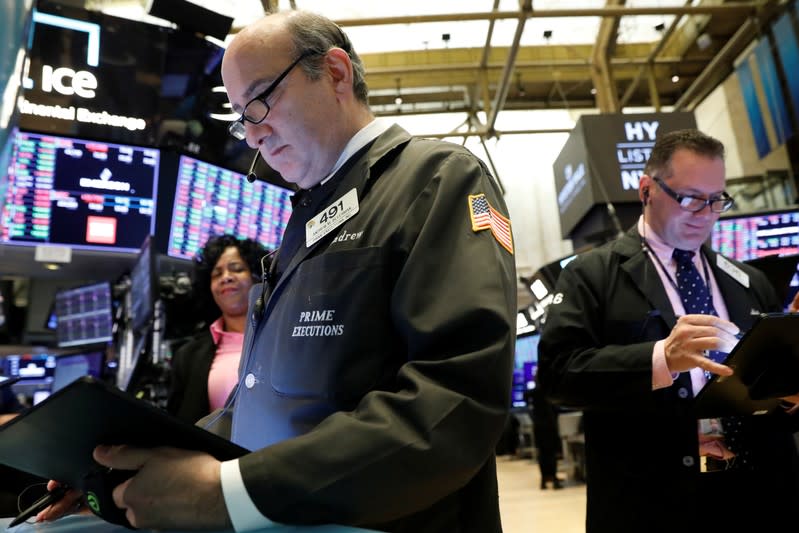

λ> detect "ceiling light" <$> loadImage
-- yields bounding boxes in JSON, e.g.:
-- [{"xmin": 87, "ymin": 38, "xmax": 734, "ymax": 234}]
[
  {"xmin": 696, "ymin": 32, "xmax": 712, "ymax": 50},
  {"xmin": 590, "ymin": 87, "xmax": 597, "ymax": 95},
  {"xmin": 671, "ymin": 74, "xmax": 680, "ymax": 83},
  {"xmin": 394, "ymin": 77, "xmax": 403, "ymax": 107},
  {"xmin": 43, "ymin": 263, "xmax": 61, "ymax": 271}
]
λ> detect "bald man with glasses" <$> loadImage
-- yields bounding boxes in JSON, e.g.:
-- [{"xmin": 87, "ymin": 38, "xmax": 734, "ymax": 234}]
[
  {"xmin": 38, "ymin": 9, "xmax": 515, "ymax": 533},
  {"xmin": 538, "ymin": 129, "xmax": 799, "ymax": 533}
]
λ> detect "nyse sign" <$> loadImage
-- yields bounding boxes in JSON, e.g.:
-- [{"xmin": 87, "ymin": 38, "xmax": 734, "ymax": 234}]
[{"xmin": 617, "ymin": 120, "xmax": 659, "ymax": 191}]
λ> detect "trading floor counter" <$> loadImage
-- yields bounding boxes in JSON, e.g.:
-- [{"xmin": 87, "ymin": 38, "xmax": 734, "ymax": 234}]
[{"xmin": 1, "ymin": 515, "xmax": 378, "ymax": 533}]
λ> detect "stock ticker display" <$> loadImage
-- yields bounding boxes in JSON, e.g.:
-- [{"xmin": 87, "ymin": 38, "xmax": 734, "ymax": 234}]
[
  {"xmin": 0, "ymin": 131, "xmax": 159, "ymax": 252},
  {"xmin": 711, "ymin": 209, "xmax": 799, "ymax": 261},
  {"xmin": 167, "ymin": 155, "xmax": 292, "ymax": 260},
  {"xmin": 54, "ymin": 281, "xmax": 114, "ymax": 348}
]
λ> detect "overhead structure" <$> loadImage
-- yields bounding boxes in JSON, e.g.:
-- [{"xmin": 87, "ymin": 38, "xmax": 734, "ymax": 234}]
[{"xmin": 334, "ymin": 0, "xmax": 786, "ymax": 124}]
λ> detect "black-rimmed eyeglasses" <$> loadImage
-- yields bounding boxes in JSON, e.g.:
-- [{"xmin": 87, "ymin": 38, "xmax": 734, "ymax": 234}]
[
  {"xmin": 228, "ymin": 50, "xmax": 319, "ymax": 141},
  {"xmin": 652, "ymin": 176, "xmax": 734, "ymax": 213}
]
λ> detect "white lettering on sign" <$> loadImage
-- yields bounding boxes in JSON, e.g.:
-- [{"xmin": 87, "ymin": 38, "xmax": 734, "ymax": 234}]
[
  {"xmin": 624, "ymin": 121, "xmax": 659, "ymax": 141},
  {"xmin": 41, "ymin": 65, "xmax": 97, "ymax": 98},
  {"xmin": 557, "ymin": 162, "xmax": 587, "ymax": 211},
  {"xmin": 18, "ymin": 97, "xmax": 147, "ymax": 131},
  {"xmin": 617, "ymin": 120, "xmax": 659, "ymax": 190}
]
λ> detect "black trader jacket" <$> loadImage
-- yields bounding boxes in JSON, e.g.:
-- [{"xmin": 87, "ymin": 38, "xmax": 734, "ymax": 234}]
[
  {"xmin": 204, "ymin": 124, "xmax": 517, "ymax": 533},
  {"xmin": 538, "ymin": 225, "xmax": 799, "ymax": 533},
  {"xmin": 167, "ymin": 329, "xmax": 216, "ymax": 424}
]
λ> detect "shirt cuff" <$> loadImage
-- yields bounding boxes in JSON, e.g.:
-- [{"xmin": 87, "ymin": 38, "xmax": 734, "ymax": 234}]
[
  {"xmin": 652, "ymin": 340, "xmax": 678, "ymax": 390},
  {"xmin": 220, "ymin": 459, "xmax": 279, "ymax": 531}
]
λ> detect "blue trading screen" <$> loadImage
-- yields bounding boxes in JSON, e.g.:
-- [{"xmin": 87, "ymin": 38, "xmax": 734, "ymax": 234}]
[
  {"xmin": 54, "ymin": 281, "xmax": 114, "ymax": 348},
  {"xmin": 51, "ymin": 351, "xmax": 105, "ymax": 393},
  {"xmin": 711, "ymin": 209, "xmax": 799, "ymax": 261},
  {"xmin": 0, "ymin": 131, "xmax": 159, "ymax": 252},
  {"xmin": 166, "ymin": 155, "xmax": 292, "ymax": 260},
  {"xmin": 511, "ymin": 333, "xmax": 540, "ymax": 408},
  {"xmin": 2, "ymin": 353, "xmax": 56, "ymax": 383}
]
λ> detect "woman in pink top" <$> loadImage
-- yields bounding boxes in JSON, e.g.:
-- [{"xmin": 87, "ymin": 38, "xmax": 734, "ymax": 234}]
[{"xmin": 166, "ymin": 234, "xmax": 270, "ymax": 423}]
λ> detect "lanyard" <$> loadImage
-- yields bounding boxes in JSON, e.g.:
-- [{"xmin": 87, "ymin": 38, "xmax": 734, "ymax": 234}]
[{"xmin": 640, "ymin": 236, "xmax": 716, "ymax": 311}]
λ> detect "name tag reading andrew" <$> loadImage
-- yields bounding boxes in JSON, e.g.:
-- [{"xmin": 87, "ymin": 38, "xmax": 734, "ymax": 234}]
[{"xmin": 306, "ymin": 188, "xmax": 360, "ymax": 247}]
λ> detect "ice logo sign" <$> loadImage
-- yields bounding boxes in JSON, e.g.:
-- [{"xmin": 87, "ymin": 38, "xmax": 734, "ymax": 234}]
[
  {"xmin": 23, "ymin": 12, "xmax": 101, "ymax": 99},
  {"xmin": 617, "ymin": 121, "xmax": 659, "ymax": 190}
]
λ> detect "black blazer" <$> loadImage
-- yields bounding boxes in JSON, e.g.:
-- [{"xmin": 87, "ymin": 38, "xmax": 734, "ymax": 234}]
[
  {"xmin": 166, "ymin": 329, "xmax": 216, "ymax": 424},
  {"xmin": 539, "ymin": 225, "xmax": 799, "ymax": 532}
]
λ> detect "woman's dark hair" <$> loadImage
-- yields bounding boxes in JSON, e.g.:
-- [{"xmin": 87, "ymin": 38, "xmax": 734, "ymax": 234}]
[{"xmin": 192, "ymin": 234, "xmax": 270, "ymax": 325}]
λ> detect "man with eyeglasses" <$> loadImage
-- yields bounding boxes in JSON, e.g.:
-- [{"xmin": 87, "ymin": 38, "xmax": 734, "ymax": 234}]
[
  {"xmin": 38, "ymin": 9, "xmax": 516, "ymax": 533},
  {"xmin": 538, "ymin": 129, "xmax": 799, "ymax": 533}
]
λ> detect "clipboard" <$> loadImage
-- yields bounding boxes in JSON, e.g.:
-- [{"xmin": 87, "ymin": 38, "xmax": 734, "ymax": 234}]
[
  {"xmin": 694, "ymin": 313, "xmax": 799, "ymax": 417},
  {"xmin": 0, "ymin": 375, "xmax": 248, "ymax": 490}
]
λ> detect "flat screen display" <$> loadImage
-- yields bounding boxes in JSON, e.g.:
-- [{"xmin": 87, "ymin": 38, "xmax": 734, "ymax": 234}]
[
  {"xmin": 166, "ymin": 155, "xmax": 292, "ymax": 260},
  {"xmin": 711, "ymin": 208, "xmax": 799, "ymax": 261},
  {"xmin": 54, "ymin": 281, "xmax": 113, "ymax": 348},
  {"xmin": 711, "ymin": 208, "xmax": 799, "ymax": 311},
  {"xmin": 19, "ymin": 3, "xmax": 164, "ymax": 144},
  {"xmin": 0, "ymin": 130, "xmax": 159, "ymax": 251},
  {"xmin": 51, "ymin": 350, "xmax": 105, "ymax": 393},
  {"xmin": 2, "ymin": 353, "xmax": 56, "ymax": 385},
  {"xmin": 130, "ymin": 235, "xmax": 155, "ymax": 333},
  {"xmin": 511, "ymin": 333, "xmax": 540, "ymax": 409}
]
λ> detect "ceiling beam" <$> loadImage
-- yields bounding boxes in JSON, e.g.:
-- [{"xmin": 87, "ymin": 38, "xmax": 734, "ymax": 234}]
[
  {"xmin": 619, "ymin": 0, "xmax": 688, "ymax": 108},
  {"xmin": 590, "ymin": 0, "xmax": 624, "ymax": 113},
  {"xmin": 330, "ymin": 4, "xmax": 762, "ymax": 26},
  {"xmin": 486, "ymin": 0, "xmax": 532, "ymax": 135},
  {"xmin": 230, "ymin": 3, "xmax": 765, "ymax": 32},
  {"xmin": 674, "ymin": 16, "xmax": 758, "ymax": 110}
]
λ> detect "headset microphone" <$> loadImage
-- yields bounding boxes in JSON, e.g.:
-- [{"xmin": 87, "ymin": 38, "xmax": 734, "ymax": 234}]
[{"xmin": 246, "ymin": 149, "xmax": 261, "ymax": 183}]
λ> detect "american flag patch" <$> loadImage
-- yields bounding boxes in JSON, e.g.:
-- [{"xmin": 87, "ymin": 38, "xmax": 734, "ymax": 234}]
[{"xmin": 468, "ymin": 193, "xmax": 513, "ymax": 254}]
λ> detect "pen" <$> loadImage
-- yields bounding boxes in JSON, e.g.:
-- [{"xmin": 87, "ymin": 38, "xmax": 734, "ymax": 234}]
[{"xmin": 9, "ymin": 484, "xmax": 69, "ymax": 527}]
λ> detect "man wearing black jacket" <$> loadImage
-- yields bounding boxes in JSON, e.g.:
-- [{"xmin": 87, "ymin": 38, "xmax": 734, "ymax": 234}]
[{"xmin": 538, "ymin": 129, "xmax": 799, "ymax": 533}]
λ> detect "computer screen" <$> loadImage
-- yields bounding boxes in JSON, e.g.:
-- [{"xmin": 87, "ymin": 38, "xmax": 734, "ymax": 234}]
[
  {"xmin": 511, "ymin": 332, "xmax": 540, "ymax": 409},
  {"xmin": 710, "ymin": 207, "xmax": 799, "ymax": 262},
  {"xmin": 130, "ymin": 235, "xmax": 156, "ymax": 333},
  {"xmin": 2, "ymin": 353, "xmax": 57, "ymax": 402},
  {"xmin": 51, "ymin": 350, "xmax": 105, "ymax": 394},
  {"xmin": 54, "ymin": 281, "xmax": 113, "ymax": 348},
  {"xmin": 166, "ymin": 154, "xmax": 292, "ymax": 260},
  {"xmin": 0, "ymin": 130, "xmax": 159, "ymax": 252},
  {"xmin": 710, "ymin": 207, "xmax": 799, "ymax": 311}
]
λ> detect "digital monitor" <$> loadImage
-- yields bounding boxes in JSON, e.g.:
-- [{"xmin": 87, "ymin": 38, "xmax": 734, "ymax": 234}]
[
  {"xmin": 511, "ymin": 332, "xmax": 540, "ymax": 409},
  {"xmin": 710, "ymin": 208, "xmax": 799, "ymax": 311},
  {"xmin": 20, "ymin": 3, "xmax": 164, "ymax": 145},
  {"xmin": 0, "ymin": 130, "xmax": 159, "ymax": 252},
  {"xmin": 130, "ymin": 235, "xmax": 156, "ymax": 333},
  {"xmin": 2, "ymin": 353, "xmax": 57, "ymax": 401},
  {"xmin": 710, "ymin": 207, "xmax": 799, "ymax": 262},
  {"xmin": 54, "ymin": 281, "xmax": 113, "ymax": 348},
  {"xmin": 166, "ymin": 154, "xmax": 292, "ymax": 260},
  {"xmin": 51, "ymin": 350, "xmax": 105, "ymax": 394}
]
